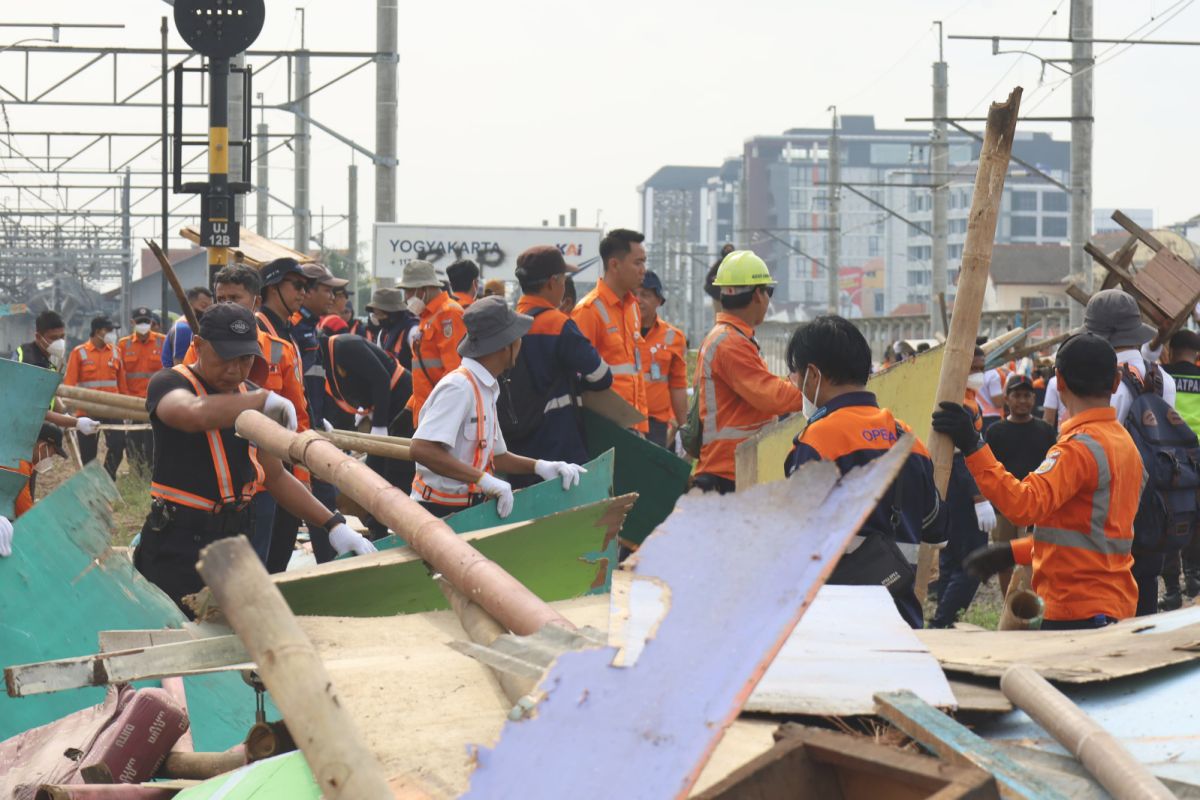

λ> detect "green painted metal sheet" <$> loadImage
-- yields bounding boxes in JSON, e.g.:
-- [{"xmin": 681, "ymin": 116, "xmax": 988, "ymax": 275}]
[
  {"xmin": 174, "ymin": 752, "xmax": 319, "ymax": 799},
  {"xmin": 0, "ymin": 358, "xmax": 61, "ymax": 517},
  {"xmin": 366, "ymin": 450, "xmax": 617, "ymax": 593},
  {"xmin": 278, "ymin": 496, "xmax": 627, "ymax": 617},
  {"xmin": 583, "ymin": 410, "xmax": 691, "ymax": 546},
  {"xmin": 0, "ymin": 465, "xmax": 261, "ymax": 751}
]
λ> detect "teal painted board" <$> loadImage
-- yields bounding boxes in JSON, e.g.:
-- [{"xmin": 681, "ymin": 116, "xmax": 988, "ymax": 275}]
[
  {"xmin": 0, "ymin": 358, "xmax": 61, "ymax": 517},
  {"xmin": 368, "ymin": 450, "xmax": 617, "ymax": 591},
  {"xmin": 175, "ymin": 752, "xmax": 320, "ymax": 799},
  {"xmin": 0, "ymin": 465, "xmax": 260, "ymax": 751},
  {"xmin": 583, "ymin": 410, "xmax": 690, "ymax": 547}
]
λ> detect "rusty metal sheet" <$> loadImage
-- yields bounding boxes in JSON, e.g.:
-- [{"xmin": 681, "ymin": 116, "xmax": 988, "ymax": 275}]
[{"xmin": 464, "ymin": 439, "xmax": 914, "ymax": 800}]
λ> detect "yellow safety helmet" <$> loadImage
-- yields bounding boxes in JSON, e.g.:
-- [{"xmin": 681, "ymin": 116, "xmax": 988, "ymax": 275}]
[{"xmin": 712, "ymin": 250, "xmax": 776, "ymax": 290}]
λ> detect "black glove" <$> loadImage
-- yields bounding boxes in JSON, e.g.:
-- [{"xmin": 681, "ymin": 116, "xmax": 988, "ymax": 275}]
[
  {"xmin": 931, "ymin": 401, "xmax": 983, "ymax": 455},
  {"xmin": 963, "ymin": 543, "xmax": 1016, "ymax": 581}
]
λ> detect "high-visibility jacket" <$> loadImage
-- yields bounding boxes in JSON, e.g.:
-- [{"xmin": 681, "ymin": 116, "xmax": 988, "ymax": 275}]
[
  {"xmin": 182, "ymin": 328, "xmax": 310, "ymax": 434},
  {"xmin": 408, "ymin": 292, "xmax": 466, "ymax": 424},
  {"xmin": 15, "ymin": 341, "xmax": 54, "ymax": 370},
  {"xmin": 64, "ymin": 340, "xmax": 129, "ymax": 412},
  {"xmin": 572, "ymin": 280, "xmax": 648, "ymax": 432},
  {"xmin": 1163, "ymin": 360, "xmax": 1200, "ymax": 435},
  {"xmin": 452, "ymin": 290, "xmax": 476, "ymax": 309},
  {"xmin": 693, "ymin": 313, "xmax": 804, "ymax": 483},
  {"xmin": 964, "ymin": 405, "xmax": 1141, "ymax": 622},
  {"xmin": 639, "ymin": 317, "xmax": 687, "ymax": 425},
  {"xmin": 150, "ymin": 364, "xmax": 264, "ymax": 512},
  {"xmin": 118, "ymin": 331, "xmax": 165, "ymax": 398}
]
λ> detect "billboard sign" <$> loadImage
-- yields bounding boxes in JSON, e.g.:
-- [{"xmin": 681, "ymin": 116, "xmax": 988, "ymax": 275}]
[{"xmin": 373, "ymin": 224, "xmax": 603, "ymax": 284}]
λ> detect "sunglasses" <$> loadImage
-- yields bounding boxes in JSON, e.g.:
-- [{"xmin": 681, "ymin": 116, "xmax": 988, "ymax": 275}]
[{"xmin": 281, "ymin": 279, "xmax": 309, "ymax": 292}]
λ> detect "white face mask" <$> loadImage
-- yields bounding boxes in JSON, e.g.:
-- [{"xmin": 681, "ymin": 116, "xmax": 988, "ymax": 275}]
[
  {"xmin": 103, "ymin": 331, "xmax": 118, "ymax": 346},
  {"xmin": 134, "ymin": 323, "xmax": 152, "ymax": 336},
  {"xmin": 369, "ymin": 312, "xmax": 382, "ymax": 326},
  {"xmin": 46, "ymin": 338, "xmax": 66, "ymax": 360},
  {"xmin": 406, "ymin": 295, "xmax": 427, "ymax": 316},
  {"xmin": 801, "ymin": 366, "xmax": 822, "ymax": 419},
  {"xmin": 966, "ymin": 372, "xmax": 985, "ymax": 393}
]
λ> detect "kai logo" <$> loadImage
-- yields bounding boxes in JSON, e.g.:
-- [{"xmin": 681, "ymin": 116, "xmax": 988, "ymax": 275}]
[{"xmin": 559, "ymin": 243, "xmax": 584, "ymax": 257}]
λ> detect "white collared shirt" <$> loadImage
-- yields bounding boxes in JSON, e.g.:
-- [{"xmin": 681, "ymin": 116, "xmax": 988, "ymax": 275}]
[{"xmin": 411, "ymin": 357, "xmax": 508, "ymax": 500}]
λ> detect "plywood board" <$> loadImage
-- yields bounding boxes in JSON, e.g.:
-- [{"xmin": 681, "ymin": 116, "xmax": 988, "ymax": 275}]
[
  {"xmin": 734, "ymin": 344, "xmax": 945, "ymax": 489},
  {"xmin": 581, "ymin": 387, "xmax": 647, "ymax": 428},
  {"xmin": 464, "ymin": 441, "xmax": 913, "ymax": 799},
  {"xmin": 0, "ymin": 358, "xmax": 62, "ymax": 517},
  {"xmin": 917, "ymin": 606, "xmax": 1200, "ymax": 683},
  {"xmin": 583, "ymin": 409, "xmax": 691, "ymax": 547}
]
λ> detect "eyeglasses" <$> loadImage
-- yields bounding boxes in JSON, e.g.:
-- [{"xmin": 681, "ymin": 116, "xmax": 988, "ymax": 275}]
[{"xmin": 761, "ymin": 285, "xmax": 775, "ymax": 298}]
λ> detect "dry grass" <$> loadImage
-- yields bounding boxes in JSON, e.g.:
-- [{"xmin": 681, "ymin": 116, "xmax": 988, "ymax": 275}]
[{"xmin": 38, "ymin": 434, "xmax": 150, "ymax": 546}]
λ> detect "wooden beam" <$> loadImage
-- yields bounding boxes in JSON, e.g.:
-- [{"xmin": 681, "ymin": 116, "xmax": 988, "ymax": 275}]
[
  {"xmin": 1112, "ymin": 209, "xmax": 1164, "ymax": 252},
  {"xmin": 875, "ymin": 690, "xmax": 1069, "ymax": 800}
]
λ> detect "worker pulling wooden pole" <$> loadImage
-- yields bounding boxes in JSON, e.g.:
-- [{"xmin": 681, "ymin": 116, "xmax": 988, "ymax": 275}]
[
  {"xmin": 55, "ymin": 384, "xmax": 147, "ymax": 413},
  {"xmin": 917, "ymin": 86, "xmax": 1023, "ymax": 603},
  {"xmin": 236, "ymin": 409, "xmax": 574, "ymax": 636}
]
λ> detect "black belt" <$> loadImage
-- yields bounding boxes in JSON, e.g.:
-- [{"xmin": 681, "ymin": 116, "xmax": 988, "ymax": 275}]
[{"xmin": 147, "ymin": 498, "xmax": 254, "ymax": 539}]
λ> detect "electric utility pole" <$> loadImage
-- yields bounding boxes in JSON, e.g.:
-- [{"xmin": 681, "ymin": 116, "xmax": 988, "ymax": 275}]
[
  {"xmin": 827, "ymin": 106, "xmax": 840, "ymax": 314},
  {"xmin": 1070, "ymin": 0, "xmax": 1093, "ymax": 328},
  {"xmin": 931, "ymin": 21, "xmax": 949, "ymax": 336}
]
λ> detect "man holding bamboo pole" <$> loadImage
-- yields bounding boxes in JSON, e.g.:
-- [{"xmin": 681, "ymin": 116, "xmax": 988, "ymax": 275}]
[
  {"xmin": 63, "ymin": 316, "xmax": 129, "ymax": 479},
  {"xmin": 134, "ymin": 303, "xmax": 375, "ymax": 613}
]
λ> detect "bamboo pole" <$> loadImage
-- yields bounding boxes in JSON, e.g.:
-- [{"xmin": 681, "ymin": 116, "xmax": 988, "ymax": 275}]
[
  {"xmin": 195, "ymin": 536, "xmax": 395, "ymax": 800},
  {"xmin": 1006, "ymin": 331, "xmax": 1072, "ymax": 363},
  {"xmin": 67, "ymin": 402, "xmax": 150, "ymax": 423},
  {"xmin": 236, "ymin": 409, "xmax": 573, "ymax": 635},
  {"xmin": 997, "ymin": 565, "xmax": 1044, "ymax": 631},
  {"xmin": 158, "ymin": 750, "xmax": 246, "ymax": 780},
  {"xmin": 437, "ymin": 577, "xmax": 537, "ymax": 704},
  {"xmin": 1001, "ymin": 665, "xmax": 1175, "ymax": 800},
  {"xmin": 318, "ymin": 430, "xmax": 411, "ymax": 460},
  {"xmin": 56, "ymin": 384, "xmax": 147, "ymax": 412},
  {"xmin": 917, "ymin": 86, "xmax": 1023, "ymax": 605},
  {"xmin": 328, "ymin": 427, "xmax": 412, "ymax": 447}
]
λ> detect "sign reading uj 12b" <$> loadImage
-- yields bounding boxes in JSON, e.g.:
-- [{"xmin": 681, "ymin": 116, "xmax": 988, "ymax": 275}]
[{"xmin": 373, "ymin": 224, "xmax": 603, "ymax": 284}]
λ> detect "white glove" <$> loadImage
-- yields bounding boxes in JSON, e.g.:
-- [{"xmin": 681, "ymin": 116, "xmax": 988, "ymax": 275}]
[
  {"xmin": 354, "ymin": 411, "xmax": 365, "ymax": 427},
  {"xmin": 370, "ymin": 425, "xmax": 389, "ymax": 438},
  {"xmin": 1141, "ymin": 341, "xmax": 1164, "ymax": 364},
  {"xmin": 534, "ymin": 460, "xmax": 587, "ymax": 490},
  {"xmin": 328, "ymin": 523, "xmax": 377, "ymax": 556},
  {"xmin": 672, "ymin": 431, "xmax": 687, "ymax": 458},
  {"xmin": 75, "ymin": 416, "xmax": 101, "ymax": 435},
  {"xmin": 0, "ymin": 516, "xmax": 12, "ymax": 557},
  {"xmin": 974, "ymin": 500, "xmax": 997, "ymax": 534},
  {"xmin": 321, "ymin": 418, "xmax": 334, "ymax": 433},
  {"xmin": 408, "ymin": 326, "xmax": 422, "ymax": 344},
  {"xmin": 262, "ymin": 391, "xmax": 297, "ymax": 431},
  {"xmin": 478, "ymin": 473, "xmax": 514, "ymax": 518}
]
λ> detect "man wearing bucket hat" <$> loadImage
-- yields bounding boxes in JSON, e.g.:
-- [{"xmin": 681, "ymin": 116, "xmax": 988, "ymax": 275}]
[
  {"xmin": 1083, "ymin": 288, "xmax": 1176, "ymax": 425},
  {"xmin": 367, "ymin": 286, "xmax": 417, "ymax": 370},
  {"xmin": 408, "ymin": 296, "xmax": 587, "ymax": 519},
  {"xmin": 398, "ymin": 260, "xmax": 467, "ymax": 423}
]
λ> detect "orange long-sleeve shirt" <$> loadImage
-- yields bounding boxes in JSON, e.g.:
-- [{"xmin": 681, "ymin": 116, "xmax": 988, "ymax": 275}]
[
  {"xmin": 693, "ymin": 313, "xmax": 804, "ymax": 482},
  {"xmin": 964, "ymin": 406, "xmax": 1140, "ymax": 622},
  {"xmin": 64, "ymin": 340, "xmax": 128, "ymax": 414},
  {"xmin": 118, "ymin": 331, "xmax": 165, "ymax": 398},
  {"xmin": 639, "ymin": 317, "xmax": 688, "ymax": 425},
  {"xmin": 408, "ymin": 291, "xmax": 466, "ymax": 424},
  {"xmin": 573, "ymin": 280, "xmax": 649, "ymax": 432}
]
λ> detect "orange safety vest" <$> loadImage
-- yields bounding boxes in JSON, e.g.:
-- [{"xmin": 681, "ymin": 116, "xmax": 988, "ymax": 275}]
[
  {"xmin": 412, "ymin": 367, "xmax": 494, "ymax": 507},
  {"xmin": 64, "ymin": 340, "xmax": 128, "ymax": 407},
  {"xmin": 572, "ymin": 280, "xmax": 647, "ymax": 430},
  {"xmin": 323, "ymin": 334, "xmax": 408, "ymax": 416},
  {"xmin": 452, "ymin": 290, "xmax": 476, "ymax": 309},
  {"xmin": 639, "ymin": 318, "xmax": 687, "ymax": 424},
  {"xmin": 118, "ymin": 332, "xmax": 165, "ymax": 398},
  {"xmin": 408, "ymin": 292, "xmax": 466, "ymax": 423},
  {"xmin": 149, "ymin": 365, "xmax": 264, "ymax": 513}
]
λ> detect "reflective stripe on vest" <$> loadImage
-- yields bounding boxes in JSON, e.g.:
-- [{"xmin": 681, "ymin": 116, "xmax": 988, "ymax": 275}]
[
  {"xmin": 270, "ymin": 339, "xmax": 283, "ymax": 365},
  {"xmin": 1032, "ymin": 433, "xmax": 1133, "ymax": 556},
  {"xmin": 413, "ymin": 367, "xmax": 493, "ymax": 506},
  {"xmin": 699, "ymin": 324, "xmax": 769, "ymax": 444},
  {"xmin": 610, "ymin": 363, "xmax": 638, "ymax": 376},
  {"xmin": 127, "ymin": 372, "xmax": 156, "ymax": 379},
  {"xmin": 664, "ymin": 328, "xmax": 677, "ymax": 346},
  {"xmin": 594, "ymin": 301, "xmax": 611, "ymax": 326},
  {"xmin": 149, "ymin": 365, "xmax": 260, "ymax": 511},
  {"xmin": 79, "ymin": 380, "xmax": 118, "ymax": 388},
  {"xmin": 544, "ymin": 394, "xmax": 576, "ymax": 413},
  {"xmin": 414, "ymin": 356, "xmax": 444, "ymax": 370},
  {"xmin": 585, "ymin": 361, "xmax": 610, "ymax": 383}
]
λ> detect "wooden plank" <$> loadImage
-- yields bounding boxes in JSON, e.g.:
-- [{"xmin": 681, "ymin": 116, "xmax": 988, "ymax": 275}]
[
  {"xmin": 875, "ymin": 690, "xmax": 1069, "ymax": 800},
  {"xmin": 948, "ymin": 679, "xmax": 1012, "ymax": 714},
  {"xmin": 464, "ymin": 440, "xmax": 915, "ymax": 799},
  {"xmin": 179, "ymin": 225, "xmax": 314, "ymax": 268},
  {"xmin": 5, "ymin": 636, "xmax": 249, "ymax": 697},
  {"xmin": 583, "ymin": 409, "xmax": 691, "ymax": 547},
  {"xmin": 1112, "ymin": 209, "xmax": 1165, "ymax": 252},
  {"xmin": 917, "ymin": 607, "xmax": 1200, "ymax": 682}
]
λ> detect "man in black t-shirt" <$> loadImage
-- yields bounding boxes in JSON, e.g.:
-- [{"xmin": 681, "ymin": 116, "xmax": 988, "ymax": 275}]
[
  {"xmin": 134, "ymin": 303, "xmax": 377, "ymax": 615},
  {"xmin": 983, "ymin": 373, "xmax": 1058, "ymax": 596}
]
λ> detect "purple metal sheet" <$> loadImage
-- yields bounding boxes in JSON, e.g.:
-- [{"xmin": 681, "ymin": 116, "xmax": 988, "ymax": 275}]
[{"xmin": 464, "ymin": 438, "xmax": 914, "ymax": 799}]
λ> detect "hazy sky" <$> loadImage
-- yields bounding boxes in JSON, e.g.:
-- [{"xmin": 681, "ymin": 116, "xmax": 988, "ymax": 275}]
[{"xmin": 2, "ymin": 0, "xmax": 1198, "ymax": 264}]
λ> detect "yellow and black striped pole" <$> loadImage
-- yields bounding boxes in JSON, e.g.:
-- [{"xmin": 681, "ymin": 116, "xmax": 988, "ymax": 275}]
[{"xmin": 204, "ymin": 57, "xmax": 233, "ymax": 285}]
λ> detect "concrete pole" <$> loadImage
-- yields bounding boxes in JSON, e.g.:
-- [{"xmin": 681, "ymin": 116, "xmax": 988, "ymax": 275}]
[
  {"xmin": 121, "ymin": 168, "xmax": 132, "ymax": 328},
  {"xmin": 229, "ymin": 53, "xmax": 245, "ymax": 223},
  {"xmin": 294, "ymin": 50, "xmax": 311, "ymax": 254},
  {"xmin": 349, "ymin": 163, "xmax": 359, "ymax": 305},
  {"xmin": 255, "ymin": 123, "xmax": 269, "ymax": 236},
  {"xmin": 827, "ymin": 107, "xmax": 840, "ymax": 314},
  {"xmin": 376, "ymin": 0, "xmax": 398, "ymax": 224},
  {"xmin": 1069, "ymin": 0, "xmax": 1093, "ymax": 328},
  {"xmin": 931, "ymin": 22, "xmax": 949, "ymax": 336}
]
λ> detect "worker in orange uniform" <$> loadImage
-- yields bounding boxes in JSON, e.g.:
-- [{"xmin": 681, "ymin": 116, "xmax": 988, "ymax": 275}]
[
  {"xmin": 119, "ymin": 306, "xmax": 165, "ymax": 470},
  {"xmin": 692, "ymin": 251, "xmax": 804, "ymax": 494},
  {"xmin": 64, "ymin": 315, "xmax": 129, "ymax": 479},
  {"xmin": 572, "ymin": 228, "xmax": 649, "ymax": 432},
  {"xmin": 0, "ymin": 424, "xmax": 69, "ymax": 558},
  {"xmin": 398, "ymin": 259, "xmax": 466, "ymax": 423},
  {"xmin": 636, "ymin": 270, "xmax": 688, "ymax": 449},
  {"xmin": 931, "ymin": 332, "xmax": 1141, "ymax": 630},
  {"xmin": 447, "ymin": 259, "xmax": 479, "ymax": 308}
]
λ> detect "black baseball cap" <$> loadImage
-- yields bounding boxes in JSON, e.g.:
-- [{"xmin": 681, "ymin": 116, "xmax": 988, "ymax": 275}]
[
  {"xmin": 131, "ymin": 306, "xmax": 154, "ymax": 323},
  {"xmin": 1005, "ymin": 373, "xmax": 1035, "ymax": 394},
  {"xmin": 1169, "ymin": 329, "xmax": 1200, "ymax": 353},
  {"xmin": 1055, "ymin": 332, "xmax": 1117, "ymax": 387},
  {"xmin": 90, "ymin": 316, "xmax": 117, "ymax": 334},
  {"xmin": 515, "ymin": 246, "xmax": 579, "ymax": 281},
  {"xmin": 196, "ymin": 302, "xmax": 263, "ymax": 360},
  {"xmin": 38, "ymin": 423, "xmax": 66, "ymax": 458},
  {"xmin": 642, "ymin": 270, "xmax": 665, "ymax": 302},
  {"xmin": 260, "ymin": 258, "xmax": 305, "ymax": 288}
]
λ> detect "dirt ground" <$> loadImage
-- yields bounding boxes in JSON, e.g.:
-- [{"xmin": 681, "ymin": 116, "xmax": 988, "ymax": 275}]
[{"xmin": 36, "ymin": 434, "xmax": 148, "ymax": 546}]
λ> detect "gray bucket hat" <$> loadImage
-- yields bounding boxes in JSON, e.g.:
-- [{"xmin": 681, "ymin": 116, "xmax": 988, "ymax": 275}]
[
  {"xmin": 458, "ymin": 296, "xmax": 533, "ymax": 358},
  {"xmin": 366, "ymin": 287, "xmax": 405, "ymax": 313},
  {"xmin": 1083, "ymin": 289, "xmax": 1156, "ymax": 349},
  {"xmin": 396, "ymin": 259, "xmax": 443, "ymax": 289}
]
